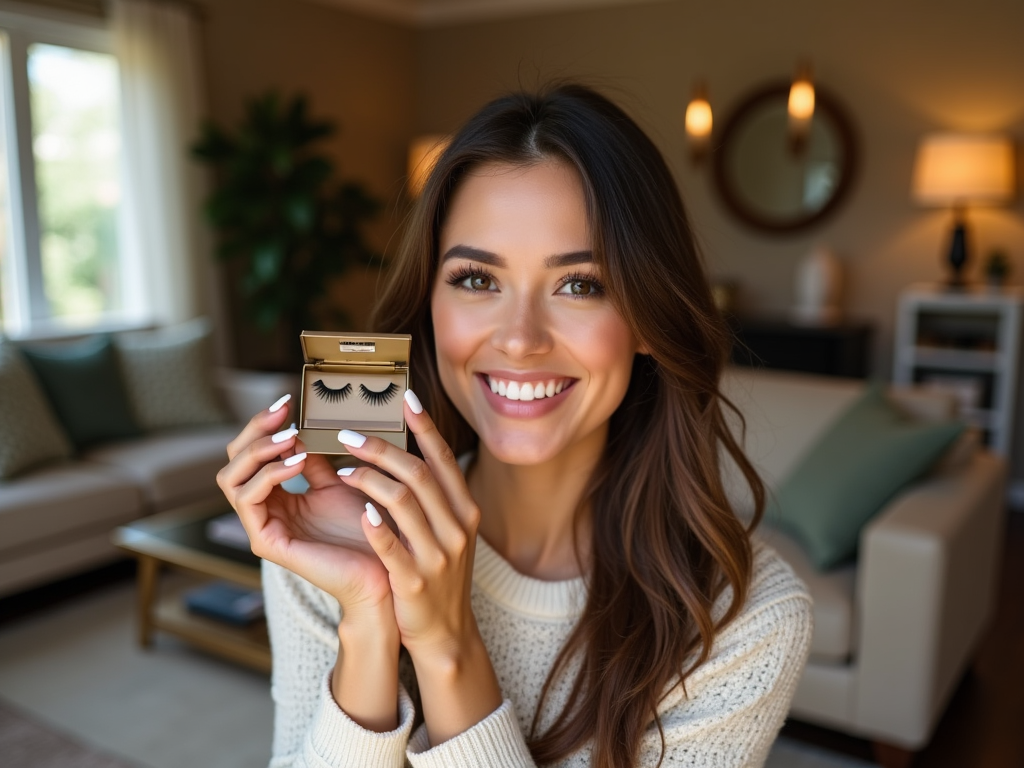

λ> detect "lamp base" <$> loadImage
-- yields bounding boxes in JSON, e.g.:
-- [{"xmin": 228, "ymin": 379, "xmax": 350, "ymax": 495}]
[{"xmin": 945, "ymin": 213, "xmax": 968, "ymax": 289}]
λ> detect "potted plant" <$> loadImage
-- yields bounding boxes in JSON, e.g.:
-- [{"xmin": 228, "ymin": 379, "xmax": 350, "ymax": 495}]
[
  {"xmin": 985, "ymin": 249, "xmax": 1011, "ymax": 288},
  {"xmin": 192, "ymin": 92, "xmax": 381, "ymax": 359}
]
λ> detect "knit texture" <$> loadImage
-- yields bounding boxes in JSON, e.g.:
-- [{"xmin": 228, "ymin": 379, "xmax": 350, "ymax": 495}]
[{"xmin": 264, "ymin": 534, "xmax": 812, "ymax": 768}]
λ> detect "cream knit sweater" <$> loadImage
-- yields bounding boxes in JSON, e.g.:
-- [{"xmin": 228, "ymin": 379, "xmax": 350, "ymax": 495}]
[{"xmin": 263, "ymin": 531, "xmax": 812, "ymax": 768}]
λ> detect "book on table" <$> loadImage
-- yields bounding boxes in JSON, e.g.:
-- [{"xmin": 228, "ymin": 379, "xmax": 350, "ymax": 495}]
[{"xmin": 184, "ymin": 581, "xmax": 264, "ymax": 626}]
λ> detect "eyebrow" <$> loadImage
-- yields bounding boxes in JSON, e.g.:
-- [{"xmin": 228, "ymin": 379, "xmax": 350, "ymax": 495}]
[{"xmin": 440, "ymin": 244, "xmax": 593, "ymax": 269}]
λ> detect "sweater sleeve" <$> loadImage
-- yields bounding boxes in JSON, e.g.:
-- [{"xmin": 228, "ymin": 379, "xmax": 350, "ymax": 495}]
[
  {"xmin": 263, "ymin": 559, "xmax": 416, "ymax": 768},
  {"xmin": 403, "ymin": 591, "xmax": 811, "ymax": 768}
]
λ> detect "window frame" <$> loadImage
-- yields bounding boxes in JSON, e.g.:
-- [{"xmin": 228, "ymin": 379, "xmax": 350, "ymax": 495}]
[{"xmin": 0, "ymin": 5, "xmax": 138, "ymax": 339}]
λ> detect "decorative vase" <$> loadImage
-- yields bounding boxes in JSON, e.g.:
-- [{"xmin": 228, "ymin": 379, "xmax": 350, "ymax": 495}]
[{"xmin": 791, "ymin": 245, "xmax": 843, "ymax": 325}]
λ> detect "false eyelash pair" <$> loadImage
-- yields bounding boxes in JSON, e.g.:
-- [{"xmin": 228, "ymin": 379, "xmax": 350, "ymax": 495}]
[{"xmin": 312, "ymin": 379, "xmax": 400, "ymax": 406}]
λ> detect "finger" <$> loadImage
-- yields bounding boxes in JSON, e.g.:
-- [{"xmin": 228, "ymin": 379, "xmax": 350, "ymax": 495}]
[
  {"xmin": 337, "ymin": 429, "xmax": 465, "ymax": 545},
  {"xmin": 361, "ymin": 502, "xmax": 420, "ymax": 588},
  {"xmin": 226, "ymin": 394, "xmax": 293, "ymax": 461},
  {"xmin": 217, "ymin": 428, "xmax": 301, "ymax": 502},
  {"xmin": 231, "ymin": 453, "xmax": 307, "ymax": 538},
  {"xmin": 339, "ymin": 466, "xmax": 439, "ymax": 557},
  {"xmin": 294, "ymin": 441, "xmax": 342, "ymax": 491},
  {"xmin": 401, "ymin": 390, "xmax": 479, "ymax": 529}
]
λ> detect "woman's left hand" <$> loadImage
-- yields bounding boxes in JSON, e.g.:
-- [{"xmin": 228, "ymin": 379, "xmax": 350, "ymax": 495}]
[{"xmin": 336, "ymin": 389, "xmax": 502, "ymax": 745}]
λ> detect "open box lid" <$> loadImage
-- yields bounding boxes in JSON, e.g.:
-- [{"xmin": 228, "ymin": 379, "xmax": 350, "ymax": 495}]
[{"xmin": 300, "ymin": 331, "xmax": 411, "ymax": 366}]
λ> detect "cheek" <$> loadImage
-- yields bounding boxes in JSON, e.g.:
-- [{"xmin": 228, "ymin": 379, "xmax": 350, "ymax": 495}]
[
  {"xmin": 565, "ymin": 310, "xmax": 638, "ymax": 386},
  {"xmin": 430, "ymin": 288, "xmax": 478, "ymax": 395}
]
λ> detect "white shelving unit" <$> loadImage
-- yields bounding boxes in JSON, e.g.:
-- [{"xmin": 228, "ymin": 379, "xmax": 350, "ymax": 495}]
[{"xmin": 893, "ymin": 283, "xmax": 1024, "ymax": 457}]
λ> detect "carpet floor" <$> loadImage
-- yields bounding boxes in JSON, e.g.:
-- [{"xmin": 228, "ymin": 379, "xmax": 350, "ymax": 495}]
[{"xmin": 0, "ymin": 576, "xmax": 876, "ymax": 768}]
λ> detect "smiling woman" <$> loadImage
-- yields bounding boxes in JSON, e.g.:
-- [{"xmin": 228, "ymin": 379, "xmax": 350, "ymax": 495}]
[{"xmin": 217, "ymin": 82, "xmax": 812, "ymax": 768}]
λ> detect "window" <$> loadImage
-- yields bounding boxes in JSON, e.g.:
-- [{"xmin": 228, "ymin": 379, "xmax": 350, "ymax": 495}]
[{"xmin": 0, "ymin": 8, "xmax": 132, "ymax": 337}]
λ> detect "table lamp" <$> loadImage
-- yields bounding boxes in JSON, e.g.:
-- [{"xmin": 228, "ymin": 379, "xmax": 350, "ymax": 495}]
[{"xmin": 911, "ymin": 133, "xmax": 1015, "ymax": 287}]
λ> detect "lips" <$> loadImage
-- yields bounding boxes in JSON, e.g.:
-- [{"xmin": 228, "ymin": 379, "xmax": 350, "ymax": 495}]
[{"xmin": 485, "ymin": 374, "xmax": 573, "ymax": 402}]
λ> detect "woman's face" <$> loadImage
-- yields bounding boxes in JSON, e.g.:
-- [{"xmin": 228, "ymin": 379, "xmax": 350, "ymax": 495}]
[{"xmin": 430, "ymin": 159, "xmax": 643, "ymax": 466}]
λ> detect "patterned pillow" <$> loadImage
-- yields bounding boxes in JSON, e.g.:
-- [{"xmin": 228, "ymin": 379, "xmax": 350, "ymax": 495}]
[
  {"xmin": 0, "ymin": 338, "xmax": 74, "ymax": 479},
  {"xmin": 116, "ymin": 318, "xmax": 231, "ymax": 430}
]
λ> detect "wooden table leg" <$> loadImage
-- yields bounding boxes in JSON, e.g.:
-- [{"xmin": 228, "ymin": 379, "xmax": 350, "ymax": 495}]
[{"xmin": 137, "ymin": 555, "xmax": 159, "ymax": 648}]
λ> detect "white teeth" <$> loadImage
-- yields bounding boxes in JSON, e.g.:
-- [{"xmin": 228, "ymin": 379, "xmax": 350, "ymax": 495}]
[{"xmin": 487, "ymin": 376, "xmax": 570, "ymax": 402}]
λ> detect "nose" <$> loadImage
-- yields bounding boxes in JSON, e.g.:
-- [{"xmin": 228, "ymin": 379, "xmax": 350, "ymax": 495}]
[{"xmin": 490, "ymin": 294, "xmax": 554, "ymax": 360}]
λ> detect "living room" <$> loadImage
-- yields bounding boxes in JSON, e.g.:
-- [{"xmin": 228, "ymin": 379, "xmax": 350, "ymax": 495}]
[{"xmin": 1, "ymin": 0, "xmax": 1022, "ymax": 767}]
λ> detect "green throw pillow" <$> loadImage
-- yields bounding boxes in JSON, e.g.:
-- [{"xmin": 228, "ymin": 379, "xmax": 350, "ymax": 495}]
[
  {"xmin": 0, "ymin": 338, "xmax": 74, "ymax": 478},
  {"xmin": 19, "ymin": 335, "xmax": 142, "ymax": 449},
  {"xmin": 769, "ymin": 382, "xmax": 964, "ymax": 570},
  {"xmin": 115, "ymin": 318, "xmax": 231, "ymax": 430}
]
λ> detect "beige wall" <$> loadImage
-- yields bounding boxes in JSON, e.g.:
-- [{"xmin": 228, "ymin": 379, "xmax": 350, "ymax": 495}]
[
  {"xmin": 413, "ymin": 0, "xmax": 1024, "ymax": 479},
  {"xmin": 198, "ymin": 0, "xmax": 416, "ymax": 369}
]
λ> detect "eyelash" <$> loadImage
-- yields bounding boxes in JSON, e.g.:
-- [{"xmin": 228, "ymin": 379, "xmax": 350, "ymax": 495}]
[
  {"xmin": 444, "ymin": 265, "xmax": 606, "ymax": 299},
  {"xmin": 313, "ymin": 380, "xmax": 351, "ymax": 402},
  {"xmin": 312, "ymin": 380, "xmax": 400, "ymax": 406}
]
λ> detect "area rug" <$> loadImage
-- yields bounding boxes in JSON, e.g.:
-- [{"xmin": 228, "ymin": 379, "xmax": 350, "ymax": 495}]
[{"xmin": 0, "ymin": 699, "xmax": 143, "ymax": 768}]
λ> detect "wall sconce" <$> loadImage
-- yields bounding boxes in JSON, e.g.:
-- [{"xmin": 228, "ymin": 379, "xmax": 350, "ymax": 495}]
[
  {"xmin": 788, "ymin": 61, "xmax": 815, "ymax": 153},
  {"xmin": 685, "ymin": 81, "xmax": 713, "ymax": 164},
  {"xmin": 912, "ymin": 133, "xmax": 1015, "ymax": 287},
  {"xmin": 407, "ymin": 134, "xmax": 449, "ymax": 197}
]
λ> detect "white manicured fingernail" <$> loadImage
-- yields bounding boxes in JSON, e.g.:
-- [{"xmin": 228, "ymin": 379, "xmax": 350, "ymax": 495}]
[
  {"xmin": 283, "ymin": 452, "xmax": 306, "ymax": 467},
  {"xmin": 337, "ymin": 466, "xmax": 355, "ymax": 477},
  {"xmin": 272, "ymin": 427, "xmax": 298, "ymax": 444},
  {"xmin": 404, "ymin": 389, "xmax": 423, "ymax": 414},
  {"xmin": 365, "ymin": 502, "xmax": 382, "ymax": 527},
  {"xmin": 269, "ymin": 394, "xmax": 291, "ymax": 412},
  {"xmin": 338, "ymin": 429, "xmax": 367, "ymax": 448}
]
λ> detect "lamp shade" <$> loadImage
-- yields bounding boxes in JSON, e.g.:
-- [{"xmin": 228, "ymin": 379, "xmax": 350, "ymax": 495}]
[{"xmin": 912, "ymin": 134, "xmax": 1015, "ymax": 206}]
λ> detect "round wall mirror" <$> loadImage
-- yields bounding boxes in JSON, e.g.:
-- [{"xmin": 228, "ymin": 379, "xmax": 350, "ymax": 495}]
[{"xmin": 712, "ymin": 83, "xmax": 857, "ymax": 233}]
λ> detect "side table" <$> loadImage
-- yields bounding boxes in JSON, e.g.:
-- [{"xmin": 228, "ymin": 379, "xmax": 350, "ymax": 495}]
[
  {"xmin": 112, "ymin": 499, "xmax": 270, "ymax": 673},
  {"xmin": 730, "ymin": 315, "xmax": 875, "ymax": 378}
]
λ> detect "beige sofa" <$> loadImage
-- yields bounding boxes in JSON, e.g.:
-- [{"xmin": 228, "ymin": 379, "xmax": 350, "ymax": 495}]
[
  {"xmin": 0, "ymin": 369, "xmax": 297, "ymax": 598},
  {"xmin": 721, "ymin": 367, "xmax": 1006, "ymax": 763}
]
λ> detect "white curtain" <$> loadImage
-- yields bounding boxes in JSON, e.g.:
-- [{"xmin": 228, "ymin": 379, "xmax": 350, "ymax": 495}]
[{"xmin": 113, "ymin": 0, "xmax": 215, "ymax": 333}]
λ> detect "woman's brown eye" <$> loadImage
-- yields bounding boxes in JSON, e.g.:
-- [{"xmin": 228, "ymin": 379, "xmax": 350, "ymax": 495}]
[
  {"xmin": 570, "ymin": 280, "xmax": 592, "ymax": 295},
  {"xmin": 471, "ymin": 275, "xmax": 492, "ymax": 290}
]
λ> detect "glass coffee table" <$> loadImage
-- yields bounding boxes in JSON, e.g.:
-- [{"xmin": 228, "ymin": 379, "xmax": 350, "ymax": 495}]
[{"xmin": 112, "ymin": 498, "xmax": 270, "ymax": 673}]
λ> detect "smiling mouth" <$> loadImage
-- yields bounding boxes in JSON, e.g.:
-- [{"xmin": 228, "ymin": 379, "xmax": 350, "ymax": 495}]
[{"xmin": 483, "ymin": 374, "xmax": 576, "ymax": 402}]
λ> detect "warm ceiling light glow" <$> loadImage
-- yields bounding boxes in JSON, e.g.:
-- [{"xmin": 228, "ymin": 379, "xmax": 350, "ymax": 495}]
[
  {"xmin": 407, "ymin": 134, "xmax": 449, "ymax": 197},
  {"xmin": 912, "ymin": 133, "xmax": 1015, "ymax": 206}
]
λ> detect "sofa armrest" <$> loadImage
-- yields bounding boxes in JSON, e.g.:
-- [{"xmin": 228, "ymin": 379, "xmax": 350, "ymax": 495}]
[
  {"xmin": 214, "ymin": 368, "xmax": 301, "ymax": 425},
  {"xmin": 852, "ymin": 450, "xmax": 1006, "ymax": 747}
]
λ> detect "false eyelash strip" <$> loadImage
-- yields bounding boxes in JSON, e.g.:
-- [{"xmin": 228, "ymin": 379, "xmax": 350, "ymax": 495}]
[
  {"xmin": 313, "ymin": 379, "xmax": 352, "ymax": 403},
  {"xmin": 359, "ymin": 382, "xmax": 399, "ymax": 406}
]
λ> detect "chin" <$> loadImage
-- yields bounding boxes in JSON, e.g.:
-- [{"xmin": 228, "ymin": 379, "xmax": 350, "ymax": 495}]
[{"xmin": 477, "ymin": 427, "xmax": 566, "ymax": 466}]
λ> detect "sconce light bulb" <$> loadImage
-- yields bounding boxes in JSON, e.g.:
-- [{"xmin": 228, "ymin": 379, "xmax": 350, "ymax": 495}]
[
  {"xmin": 788, "ymin": 79, "xmax": 815, "ymax": 121},
  {"xmin": 685, "ymin": 98, "xmax": 713, "ymax": 138}
]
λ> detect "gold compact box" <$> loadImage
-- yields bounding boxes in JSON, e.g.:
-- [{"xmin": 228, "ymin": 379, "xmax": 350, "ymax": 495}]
[{"xmin": 298, "ymin": 331, "xmax": 412, "ymax": 455}]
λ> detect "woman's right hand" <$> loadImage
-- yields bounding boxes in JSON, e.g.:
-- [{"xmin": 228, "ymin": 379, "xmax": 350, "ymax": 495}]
[{"xmin": 216, "ymin": 395, "xmax": 393, "ymax": 627}]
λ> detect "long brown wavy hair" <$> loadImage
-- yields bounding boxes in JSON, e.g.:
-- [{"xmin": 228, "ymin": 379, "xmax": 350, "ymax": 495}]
[{"xmin": 371, "ymin": 83, "xmax": 765, "ymax": 768}]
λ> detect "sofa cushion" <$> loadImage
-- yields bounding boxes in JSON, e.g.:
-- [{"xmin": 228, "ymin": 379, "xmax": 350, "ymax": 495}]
[
  {"xmin": 770, "ymin": 382, "xmax": 964, "ymax": 570},
  {"xmin": 756, "ymin": 525, "xmax": 857, "ymax": 663},
  {"xmin": 116, "ymin": 319, "xmax": 231, "ymax": 430},
  {"xmin": 82, "ymin": 426, "xmax": 238, "ymax": 510},
  {"xmin": 19, "ymin": 335, "xmax": 141, "ymax": 448},
  {"xmin": 0, "ymin": 339, "xmax": 73, "ymax": 479},
  {"xmin": 0, "ymin": 462, "xmax": 142, "ymax": 554}
]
